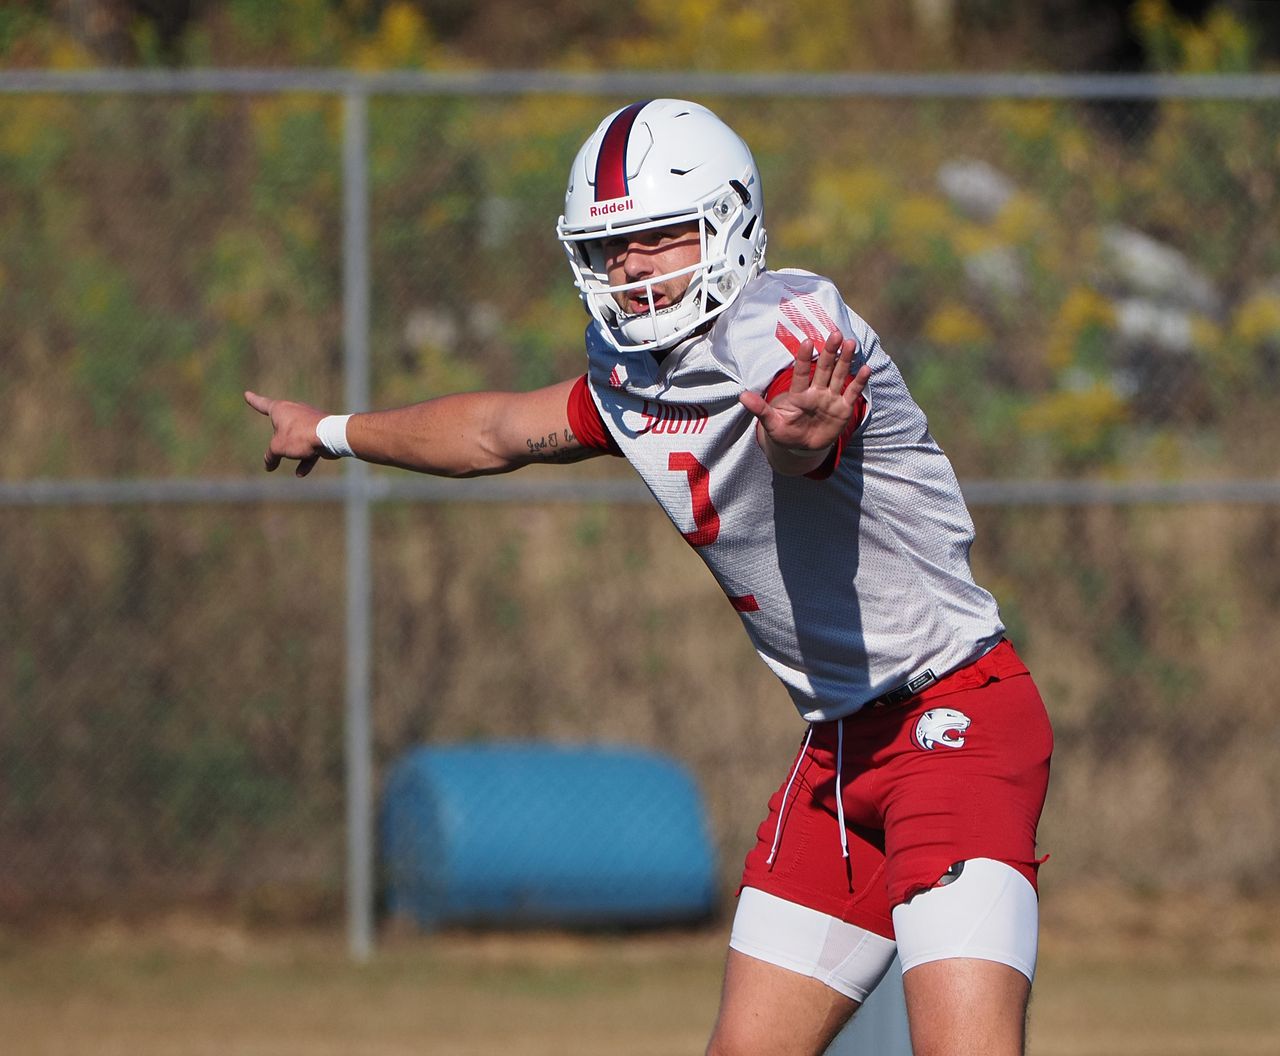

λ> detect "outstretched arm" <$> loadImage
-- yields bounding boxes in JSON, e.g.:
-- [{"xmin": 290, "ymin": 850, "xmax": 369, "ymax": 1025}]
[
  {"xmin": 244, "ymin": 377, "xmax": 599, "ymax": 478},
  {"xmin": 739, "ymin": 328, "xmax": 870, "ymax": 476}
]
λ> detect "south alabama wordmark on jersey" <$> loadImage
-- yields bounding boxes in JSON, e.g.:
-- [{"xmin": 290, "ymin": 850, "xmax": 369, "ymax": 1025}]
[{"xmin": 579, "ymin": 269, "xmax": 1005, "ymax": 723}]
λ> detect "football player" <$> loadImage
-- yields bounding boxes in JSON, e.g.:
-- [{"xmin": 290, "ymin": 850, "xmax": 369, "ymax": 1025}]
[{"xmin": 247, "ymin": 99, "xmax": 1053, "ymax": 1056}]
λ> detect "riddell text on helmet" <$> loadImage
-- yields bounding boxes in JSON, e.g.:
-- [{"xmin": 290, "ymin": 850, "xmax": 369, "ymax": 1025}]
[{"xmin": 589, "ymin": 197, "xmax": 635, "ymax": 217}]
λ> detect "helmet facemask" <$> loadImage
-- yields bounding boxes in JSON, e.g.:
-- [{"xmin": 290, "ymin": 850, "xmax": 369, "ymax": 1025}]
[{"xmin": 562, "ymin": 184, "xmax": 762, "ymax": 354}]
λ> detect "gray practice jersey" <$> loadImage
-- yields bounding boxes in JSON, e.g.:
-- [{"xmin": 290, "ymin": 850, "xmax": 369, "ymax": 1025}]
[{"xmin": 574, "ymin": 268, "xmax": 1005, "ymax": 722}]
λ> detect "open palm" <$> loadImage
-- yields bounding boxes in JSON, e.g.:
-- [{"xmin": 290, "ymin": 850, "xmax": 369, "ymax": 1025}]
[{"xmin": 740, "ymin": 328, "xmax": 870, "ymax": 453}]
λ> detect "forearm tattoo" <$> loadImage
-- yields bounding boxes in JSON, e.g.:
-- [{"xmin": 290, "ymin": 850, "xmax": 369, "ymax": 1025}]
[{"xmin": 524, "ymin": 427, "xmax": 589, "ymax": 463}]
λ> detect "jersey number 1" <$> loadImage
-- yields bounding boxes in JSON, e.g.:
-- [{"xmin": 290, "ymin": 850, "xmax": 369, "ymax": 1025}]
[{"xmin": 668, "ymin": 452, "xmax": 720, "ymax": 548}]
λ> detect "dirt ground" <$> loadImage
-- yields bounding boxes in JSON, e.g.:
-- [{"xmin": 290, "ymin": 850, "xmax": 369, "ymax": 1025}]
[{"xmin": 1, "ymin": 888, "xmax": 1277, "ymax": 1056}]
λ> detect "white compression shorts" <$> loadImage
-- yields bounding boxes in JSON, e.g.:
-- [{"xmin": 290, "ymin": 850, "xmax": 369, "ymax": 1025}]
[
  {"xmin": 729, "ymin": 858, "xmax": 1039, "ymax": 1002},
  {"xmin": 891, "ymin": 856, "xmax": 1040, "ymax": 981},
  {"xmin": 729, "ymin": 886, "xmax": 896, "ymax": 1002}
]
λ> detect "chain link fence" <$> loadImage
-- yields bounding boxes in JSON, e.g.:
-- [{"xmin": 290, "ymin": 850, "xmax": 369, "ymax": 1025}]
[{"xmin": 3, "ymin": 73, "xmax": 1280, "ymax": 942}]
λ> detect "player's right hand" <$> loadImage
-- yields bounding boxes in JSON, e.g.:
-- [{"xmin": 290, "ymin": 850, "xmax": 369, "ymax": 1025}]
[{"xmin": 243, "ymin": 390, "xmax": 332, "ymax": 477}]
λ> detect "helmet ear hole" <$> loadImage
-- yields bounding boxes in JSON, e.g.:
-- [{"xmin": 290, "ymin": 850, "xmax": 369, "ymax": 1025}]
[{"xmin": 580, "ymin": 241, "xmax": 607, "ymax": 273}]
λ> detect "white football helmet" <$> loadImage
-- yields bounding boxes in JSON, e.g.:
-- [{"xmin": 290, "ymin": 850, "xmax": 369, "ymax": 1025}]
[{"xmin": 557, "ymin": 99, "xmax": 767, "ymax": 354}]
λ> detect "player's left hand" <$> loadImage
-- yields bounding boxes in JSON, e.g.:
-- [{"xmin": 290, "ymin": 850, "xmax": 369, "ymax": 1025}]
[{"xmin": 739, "ymin": 328, "xmax": 870, "ymax": 468}]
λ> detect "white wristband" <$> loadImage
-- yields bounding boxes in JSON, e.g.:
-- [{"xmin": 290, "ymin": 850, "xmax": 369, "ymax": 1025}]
[{"xmin": 316, "ymin": 414, "xmax": 355, "ymax": 458}]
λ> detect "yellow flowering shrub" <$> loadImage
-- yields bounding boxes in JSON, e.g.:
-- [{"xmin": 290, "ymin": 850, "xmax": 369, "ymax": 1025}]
[
  {"xmin": 993, "ymin": 193, "xmax": 1052, "ymax": 247},
  {"xmin": 887, "ymin": 195, "xmax": 956, "ymax": 265},
  {"xmin": 777, "ymin": 165, "xmax": 896, "ymax": 262},
  {"xmin": 1046, "ymin": 288, "xmax": 1116, "ymax": 371},
  {"xmin": 621, "ymin": 0, "xmax": 859, "ymax": 72},
  {"xmin": 0, "ymin": 96, "xmax": 76, "ymax": 166},
  {"xmin": 1232, "ymin": 292, "xmax": 1280, "ymax": 348},
  {"xmin": 349, "ymin": 1, "xmax": 437, "ymax": 70},
  {"xmin": 924, "ymin": 303, "xmax": 990, "ymax": 348},
  {"xmin": 1020, "ymin": 383, "xmax": 1129, "ymax": 462},
  {"xmin": 1134, "ymin": 0, "xmax": 1254, "ymax": 73},
  {"xmin": 989, "ymin": 100, "xmax": 1056, "ymax": 144},
  {"xmin": 950, "ymin": 223, "xmax": 1002, "ymax": 259},
  {"xmin": 1203, "ymin": 293, "xmax": 1280, "ymax": 388}
]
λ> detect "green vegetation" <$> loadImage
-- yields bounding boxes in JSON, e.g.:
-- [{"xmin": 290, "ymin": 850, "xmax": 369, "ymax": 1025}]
[{"xmin": 2, "ymin": 2, "xmax": 1279, "ymax": 917}]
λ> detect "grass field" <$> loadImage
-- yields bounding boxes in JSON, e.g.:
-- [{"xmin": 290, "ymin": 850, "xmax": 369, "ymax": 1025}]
[{"xmin": 2, "ymin": 891, "xmax": 1277, "ymax": 1055}]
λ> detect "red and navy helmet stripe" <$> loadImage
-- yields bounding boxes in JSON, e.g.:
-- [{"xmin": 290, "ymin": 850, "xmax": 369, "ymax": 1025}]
[{"xmin": 594, "ymin": 100, "xmax": 649, "ymax": 201}]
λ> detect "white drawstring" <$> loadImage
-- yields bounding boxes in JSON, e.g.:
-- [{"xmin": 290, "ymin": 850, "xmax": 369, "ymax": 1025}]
[
  {"xmin": 835, "ymin": 719, "xmax": 849, "ymax": 860},
  {"xmin": 766, "ymin": 725, "xmax": 813, "ymax": 865}
]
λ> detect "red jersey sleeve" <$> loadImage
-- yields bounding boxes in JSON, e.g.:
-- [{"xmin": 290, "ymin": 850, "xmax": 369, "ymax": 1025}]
[
  {"xmin": 566, "ymin": 374, "xmax": 623, "ymax": 456},
  {"xmin": 762, "ymin": 367, "xmax": 867, "ymax": 481}
]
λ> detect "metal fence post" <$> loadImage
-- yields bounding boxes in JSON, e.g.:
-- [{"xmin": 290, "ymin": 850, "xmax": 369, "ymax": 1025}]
[{"xmin": 342, "ymin": 85, "xmax": 374, "ymax": 962}]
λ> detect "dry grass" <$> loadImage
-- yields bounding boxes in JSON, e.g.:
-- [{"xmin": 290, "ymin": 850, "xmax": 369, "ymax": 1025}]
[{"xmin": 2, "ymin": 891, "xmax": 1278, "ymax": 1056}]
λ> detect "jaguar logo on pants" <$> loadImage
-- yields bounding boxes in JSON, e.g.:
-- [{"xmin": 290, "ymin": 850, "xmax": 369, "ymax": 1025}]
[{"xmin": 913, "ymin": 708, "xmax": 972, "ymax": 751}]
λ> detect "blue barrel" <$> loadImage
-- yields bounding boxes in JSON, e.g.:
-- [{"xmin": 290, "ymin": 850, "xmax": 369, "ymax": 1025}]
[{"xmin": 380, "ymin": 743, "xmax": 719, "ymax": 928}]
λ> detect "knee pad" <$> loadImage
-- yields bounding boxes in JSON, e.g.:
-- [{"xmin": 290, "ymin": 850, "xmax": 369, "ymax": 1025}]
[{"xmin": 890, "ymin": 858, "xmax": 1039, "ymax": 982}]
